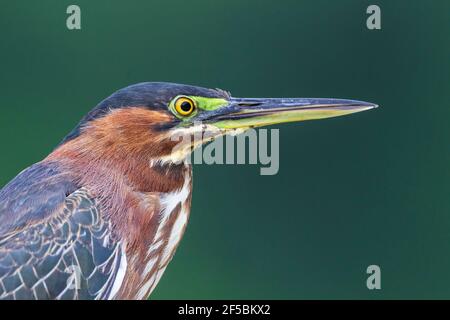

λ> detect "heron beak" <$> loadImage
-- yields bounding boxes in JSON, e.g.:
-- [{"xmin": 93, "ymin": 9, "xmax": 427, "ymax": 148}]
[{"xmin": 208, "ymin": 97, "xmax": 378, "ymax": 129}]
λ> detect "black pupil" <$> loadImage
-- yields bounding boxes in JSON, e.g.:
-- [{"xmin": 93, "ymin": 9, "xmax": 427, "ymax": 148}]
[{"xmin": 180, "ymin": 101, "xmax": 192, "ymax": 112}]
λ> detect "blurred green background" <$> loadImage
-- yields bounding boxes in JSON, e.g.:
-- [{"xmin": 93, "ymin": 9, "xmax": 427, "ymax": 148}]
[{"xmin": 0, "ymin": 0, "xmax": 449, "ymax": 299}]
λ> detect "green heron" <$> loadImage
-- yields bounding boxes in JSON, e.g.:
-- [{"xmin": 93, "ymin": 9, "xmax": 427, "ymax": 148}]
[{"xmin": 0, "ymin": 82, "xmax": 376, "ymax": 299}]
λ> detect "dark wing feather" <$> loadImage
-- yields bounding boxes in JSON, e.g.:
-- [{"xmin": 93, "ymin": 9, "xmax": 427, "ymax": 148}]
[
  {"xmin": 0, "ymin": 162, "xmax": 77, "ymax": 235},
  {"xmin": 0, "ymin": 163, "xmax": 125, "ymax": 300}
]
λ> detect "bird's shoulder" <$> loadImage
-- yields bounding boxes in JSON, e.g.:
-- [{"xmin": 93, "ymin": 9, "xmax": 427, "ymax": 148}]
[
  {"xmin": 0, "ymin": 163, "xmax": 126, "ymax": 300},
  {"xmin": 0, "ymin": 161, "xmax": 77, "ymax": 236},
  {"xmin": 0, "ymin": 186, "xmax": 125, "ymax": 299}
]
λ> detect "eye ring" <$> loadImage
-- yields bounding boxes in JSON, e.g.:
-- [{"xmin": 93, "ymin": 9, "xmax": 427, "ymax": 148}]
[{"xmin": 174, "ymin": 97, "xmax": 195, "ymax": 116}]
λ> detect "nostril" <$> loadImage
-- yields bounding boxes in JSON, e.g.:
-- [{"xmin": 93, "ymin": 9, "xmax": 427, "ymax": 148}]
[{"xmin": 237, "ymin": 102, "xmax": 262, "ymax": 107}]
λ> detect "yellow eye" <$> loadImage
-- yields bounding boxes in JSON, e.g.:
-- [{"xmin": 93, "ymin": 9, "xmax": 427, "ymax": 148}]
[{"xmin": 174, "ymin": 97, "xmax": 195, "ymax": 116}]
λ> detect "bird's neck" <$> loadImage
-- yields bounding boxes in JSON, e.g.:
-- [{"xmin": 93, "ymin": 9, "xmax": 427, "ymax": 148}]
[
  {"xmin": 46, "ymin": 132, "xmax": 192, "ymax": 241},
  {"xmin": 48, "ymin": 107, "xmax": 191, "ymax": 194},
  {"xmin": 48, "ymin": 135, "xmax": 190, "ymax": 192}
]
